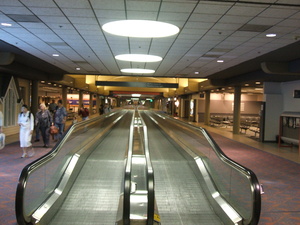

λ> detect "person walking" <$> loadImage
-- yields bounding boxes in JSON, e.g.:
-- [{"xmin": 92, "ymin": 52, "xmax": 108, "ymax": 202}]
[
  {"xmin": 48, "ymin": 99, "xmax": 57, "ymax": 115},
  {"xmin": 34, "ymin": 108, "xmax": 41, "ymax": 142},
  {"xmin": 18, "ymin": 104, "xmax": 34, "ymax": 158},
  {"xmin": 35, "ymin": 103, "xmax": 52, "ymax": 148},
  {"xmin": 54, "ymin": 100, "xmax": 67, "ymax": 141},
  {"xmin": 78, "ymin": 104, "xmax": 89, "ymax": 121}
]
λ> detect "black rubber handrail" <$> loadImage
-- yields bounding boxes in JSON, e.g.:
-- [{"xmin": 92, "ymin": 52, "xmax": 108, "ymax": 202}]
[
  {"xmin": 154, "ymin": 111, "xmax": 261, "ymax": 225},
  {"xmin": 138, "ymin": 111, "xmax": 155, "ymax": 225},
  {"xmin": 123, "ymin": 112, "xmax": 135, "ymax": 225}
]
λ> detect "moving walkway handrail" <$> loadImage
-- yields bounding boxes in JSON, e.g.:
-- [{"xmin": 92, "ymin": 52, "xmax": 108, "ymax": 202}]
[
  {"xmin": 15, "ymin": 111, "xmax": 122, "ymax": 225},
  {"xmin": 123, "ymin": 112, "xmax": 135, "ymax": 225},
  {"xmin": 153, "ymin": 111, "xmax": 261, "ymax": 225},
  {"xmin": 138, "ymin": 111, "xmax": 155, "ymax": 225}
]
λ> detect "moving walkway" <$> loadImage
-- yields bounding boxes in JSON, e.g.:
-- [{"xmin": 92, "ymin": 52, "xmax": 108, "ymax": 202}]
[{"xmin": 15, "ymin": 109, "xmax": 261, "ymax": 225}]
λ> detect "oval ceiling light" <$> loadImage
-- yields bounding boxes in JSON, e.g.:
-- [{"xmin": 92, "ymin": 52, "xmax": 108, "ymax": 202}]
[
  {"xmin": 115, "ymin": 54, "xmax": 162, "ymax": 62},
  {"xmin": 121, "ymin": 68, "xmax": 155, "ymax": 74},
  {"xmin": 102, "ymin": 20, "xmax": 179, "ymax": 38}
]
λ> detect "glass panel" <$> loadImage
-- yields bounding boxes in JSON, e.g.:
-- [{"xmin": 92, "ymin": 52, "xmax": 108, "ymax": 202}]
[
  {"xmin": 20, "ymin": 112, "xmax": 123, "ymax": 218},
  {"xmin": 184, "ymin": 128, "xmax": 256, "ymax": 223},
  {"xmin": 151, "ymin": 112, "xmax": 259, "ymax": 224}
]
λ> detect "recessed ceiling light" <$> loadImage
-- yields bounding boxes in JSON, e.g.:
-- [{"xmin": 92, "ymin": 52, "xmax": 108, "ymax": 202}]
[
  {"xmin": 76, "ymin": 67, "xmax": 80, "ymax": 70},
  {"xmin": 194, "ymin": 72, "xmax": 199, "ymax": 74},
  {"xmin": 115, "ymin": 54, "xmax": 162, "ymax": 62},
  {"xmin": 121, "ymin": 68, "xmax": 155, "ymax": 74},
  {"xmin": 52, "ymin": 53, "xmax": 59, "ymax": 57},
  {"xmin": 266, "ymin": 33, "xmax": 276, "ymax": 37},
  {"xmin": 217, "ymin": 60, "xmax": 224, "ymax": 63},
  {"xmin": 102, "ymin": 20, "xmax": 180, "ymax": 38}
]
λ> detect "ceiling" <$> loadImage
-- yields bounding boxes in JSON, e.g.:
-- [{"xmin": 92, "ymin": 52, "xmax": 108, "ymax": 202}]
[{"xmin": 0, "ymin": 0, "xmax": 300, "ymax": 97}]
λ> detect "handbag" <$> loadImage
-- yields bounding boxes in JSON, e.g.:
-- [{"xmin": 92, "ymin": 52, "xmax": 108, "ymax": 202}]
[
  {"xmin": 49, "ymin": 125, "xmax": 59, "ymax": 135},
  {"xmin": 0, "ymin": 133, "xmax": 5, "ymax": 150}
]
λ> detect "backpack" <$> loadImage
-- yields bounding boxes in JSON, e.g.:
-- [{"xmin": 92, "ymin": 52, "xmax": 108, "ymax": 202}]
[
  {"xmin": 84, "ymin": 108, "xmax": 89, "ymax": 116},
  {"xmin": 20, "ymin": 111, "xmax": 31, "ymax": 120}
]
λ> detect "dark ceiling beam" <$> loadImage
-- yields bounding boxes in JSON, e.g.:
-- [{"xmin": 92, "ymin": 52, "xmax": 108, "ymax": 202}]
[
  {"xmin": 0, "ymin": 61, "xmax": 63, "ymax": 80},
  {"xmin": 0, "ymin": 40, "xmax": 66, "ymax": 81},
  {"xmin": 207, "ymin": 40, "xmax": 300, "ymax": 81},
  {"xmin": 0, "ymin": 52, "xmax": 15, "ymax": 65},
  {"xmin": 261, "ymin": 62, "xmax": 300, "ymax": 76}
]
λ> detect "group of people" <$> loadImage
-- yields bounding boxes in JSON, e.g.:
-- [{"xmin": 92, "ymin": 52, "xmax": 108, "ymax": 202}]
[
  {"xmin": 18, "ymin": 99, "xmax": 67, "ymax": 158},
  {"xmin": 1, "ymin": 101, "xmax": 94, "ymax": 158},
  {"xmin": 99, "ymin": 103, "xmax": 111, "ymax": 115}
]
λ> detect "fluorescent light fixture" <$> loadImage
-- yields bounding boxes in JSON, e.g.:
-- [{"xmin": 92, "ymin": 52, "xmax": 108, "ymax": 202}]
[
  {"xmin": 266, "ymin": 33, "xmax": 276, "ymax": 37},
  {"xmin": 1, "ymin": 23, "xmax": 12, "ymax": 27},
  {"xmin": 217, "ymin": 60, "xmax": 224, "ymax": 63},
  {"xmin": 121, "ymin": 68, "xmax": 155, "ymax": 74},
  {"xmin": 76, "ymin": 67, "xmax": 81, "ymax": 70},
  {"xmin": 102, "ymin": 20, "xmax": 180, "ymax": 38},
  {"xmin": 115, "ymin": 54, "xmax": 162, "ymax": 62},
  {"xmin": 132, "ymin": 94, "xmax": 141, "ymax": 97},
  {"xmin": 52, "ymin": 54, "xmax": 59, "ymax": 57}
]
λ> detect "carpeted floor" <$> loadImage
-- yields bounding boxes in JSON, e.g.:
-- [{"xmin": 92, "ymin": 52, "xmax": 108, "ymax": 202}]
[
  {"xmin": 0, "ymin": 140, "xmax": 54, "ymax": 225},
  {"xmin": 1, "ymin": 132, "xmax": 300, "ymax": 225},
  {"xmin": 210, "ymin": 133, "xmax": 300, "ymax": 225}
]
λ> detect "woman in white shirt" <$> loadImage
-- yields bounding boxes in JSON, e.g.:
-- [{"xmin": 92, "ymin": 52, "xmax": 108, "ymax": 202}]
[{"xmin": 18, "ymin": 104, "xmax": 34, "ymax": 158}]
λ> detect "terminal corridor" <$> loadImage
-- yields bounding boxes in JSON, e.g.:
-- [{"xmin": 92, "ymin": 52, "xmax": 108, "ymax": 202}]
[{"xmin": 0, "ymin": 110, "xmax": 299, "ymax": 225}]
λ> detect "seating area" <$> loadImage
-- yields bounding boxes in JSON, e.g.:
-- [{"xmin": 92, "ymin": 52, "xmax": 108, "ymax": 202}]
[{"xmin": 209, "ymin": 114, "xmax": 260, "ymax": 138}]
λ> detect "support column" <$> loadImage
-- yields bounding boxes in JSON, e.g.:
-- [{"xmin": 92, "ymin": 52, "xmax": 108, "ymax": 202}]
[
  {"xmin": 62, "ymin": 86, "xmax": 67, "ymax": 108},
  {"xmin": 233, "ymin": 86, "xmax": 241, "ymax": 134},
  {"xmin": 204, "ymin": 90, "xmax": 211, "ymax": 125},
  {"xmin": 79, "ymin": 90, "xmax": 83, "ymax": 111},
  {"xmin": 89, "ymin": 93, "xmax": 93, "ymax": 114},
  {"xmin": 192, "ymin": 99, "xmax": 196, "ymax": 122},
  {"xmin": 96, "ymin": 94, "xmax": 100, "ymax": 115},
  {"xmin": 31, "ymin": 80, "xmax": 39, "ymax": 116}
]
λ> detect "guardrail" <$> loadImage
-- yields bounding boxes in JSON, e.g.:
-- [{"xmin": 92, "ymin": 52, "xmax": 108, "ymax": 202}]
[
  {"xmin": 138, "ymin": 111, "xmax": 155, "ymax": 225},
  {"xmin": 123, "ymin": 112, "xmax": 134, "ymax": 225},
  {"xmin": 121, "ymin": 109, "xmax": 157, "ymax": 225}
]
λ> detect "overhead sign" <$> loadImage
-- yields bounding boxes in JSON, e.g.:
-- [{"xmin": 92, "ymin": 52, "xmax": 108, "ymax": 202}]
[{"xmin": 96, "ymin": 81, "xmax": 178, "ymax": 88}]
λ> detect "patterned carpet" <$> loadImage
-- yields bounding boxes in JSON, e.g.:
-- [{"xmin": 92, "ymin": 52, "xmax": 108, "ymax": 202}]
[
  {"xmin": 0, "ymin": 140, "xmax": 54, "ymax": 225},
  {"xmin": 210, "ymin": 133, "xmax": 300, "ymax": 225},
  {"xmin": 1, "ymin": 133, "xmax": 300, "ymax": 225}
]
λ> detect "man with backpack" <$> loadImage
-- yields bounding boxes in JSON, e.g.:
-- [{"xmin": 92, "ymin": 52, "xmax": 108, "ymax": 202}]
[{"xmin": 78, "ymin": 104, "xmax": 89, "ymax": 121}]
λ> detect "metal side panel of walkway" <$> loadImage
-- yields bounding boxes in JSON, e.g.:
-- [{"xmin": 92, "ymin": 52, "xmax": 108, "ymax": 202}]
[
  {"xmin": 48, "ymin": 114, "xmax": 132, "ymax": 225},
  {"xmin": 142, "ymin": 113, "xmax": 224, "ymax": 225}
]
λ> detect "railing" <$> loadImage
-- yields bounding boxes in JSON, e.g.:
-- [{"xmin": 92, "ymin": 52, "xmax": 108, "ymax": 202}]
[
  {"xmin": 15, "ymin": 111, "xmax": 125, "ymax": 225},
  {"xmin": 138, "ymin": 111, "xmax": 155, "ymax": 225},
  {"xmin": 123, "ymin": 112, "xmax": 134, "ymax": 225},
  {"xmin": 149, "ymin": 111, "xmax": 261, "ymax": 225},
  {"xmin": 121, "ymin": 109, "xmax": 156, "ymax": 225}
]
